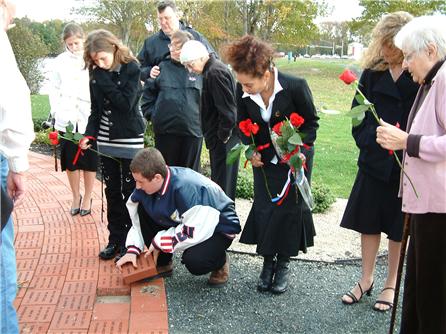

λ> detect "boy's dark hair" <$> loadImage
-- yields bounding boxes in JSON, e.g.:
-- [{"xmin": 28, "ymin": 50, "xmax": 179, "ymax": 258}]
[
  {"xmin": 130, "ymin": 148, "xmax": 167, "ymax": 181},
  {"xmin": 171, "ymin": 30, "xmax": 193, "ymax": 46},
  {"xmin": 157, "ymin": 0, "xmax": 177, "ymax": 13}
]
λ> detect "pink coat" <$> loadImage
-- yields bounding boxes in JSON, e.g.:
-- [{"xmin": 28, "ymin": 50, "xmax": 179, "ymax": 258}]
[{"xmin": 401, "ymin": 63, "xmax": 446, "ymax": 214}]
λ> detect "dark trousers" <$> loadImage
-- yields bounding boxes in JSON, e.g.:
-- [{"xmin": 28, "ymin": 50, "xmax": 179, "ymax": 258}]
[
  {"xmin": 209, "ymin": 135, "xmax": 240, "ymax": 200},
  {"xmin": 101, "ymin": 156, "xmax": 135, "ymax": 246},
  {"xmin": 138, "ymin": 205, "xmax": 232, "ymax": 274},
  {"xmin": 155, "ymin": 133, "xmax": 202, "ymax": 172},
  {"xmin": 400, "ymin": 213, "xmax": 446, "ymax": 334}
]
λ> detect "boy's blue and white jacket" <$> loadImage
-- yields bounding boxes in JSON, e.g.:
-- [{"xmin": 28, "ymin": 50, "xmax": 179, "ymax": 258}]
[{"xmin": 125, "ymin": 167, "xmax": 241, "ymax": 254}]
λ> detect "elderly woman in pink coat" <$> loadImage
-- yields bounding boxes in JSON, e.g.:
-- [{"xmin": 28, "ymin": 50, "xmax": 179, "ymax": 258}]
[{"xmin": 376, "ymin": 15, "xmax": 446, "ymax": 334}]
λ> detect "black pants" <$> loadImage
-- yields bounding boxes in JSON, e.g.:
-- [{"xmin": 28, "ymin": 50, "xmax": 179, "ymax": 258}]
[
  {"xmin": 209, "ymin": 135, "xmax": 240, "ymax": 200},
  {"xmin": 155, "ymin": 133, "xmax": 202, "ymax": 172},
  {"xmin": 400, "ymin": 213, "xmax": 446, "ymax": 334},
  {"xmin": 138, "ymin": 205, "xmax": 232, "ymax": 275},
  {"xmin": 101, "ymin": 156, "xmax": 135, "ymax": 246}
]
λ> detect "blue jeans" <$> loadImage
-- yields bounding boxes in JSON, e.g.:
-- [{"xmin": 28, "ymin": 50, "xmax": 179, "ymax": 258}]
[{"xmin": 0, "ymin": 155, "xmax": 19, "ymax": 333}]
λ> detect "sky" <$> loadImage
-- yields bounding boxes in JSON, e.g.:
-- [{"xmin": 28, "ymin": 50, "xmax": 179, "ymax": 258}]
[{"xmin": 14, "ymin": 0, "xmax": 363, "ymax": 23}]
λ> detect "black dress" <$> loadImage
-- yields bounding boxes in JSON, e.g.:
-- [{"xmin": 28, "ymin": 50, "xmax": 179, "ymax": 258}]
[
  {"xmin": 340, "ymin": 69, "xmax": 419, "ymax": 241},
  {"xmin": 237, "ymin": 70, "xmax": 319, "ymax": 256}
]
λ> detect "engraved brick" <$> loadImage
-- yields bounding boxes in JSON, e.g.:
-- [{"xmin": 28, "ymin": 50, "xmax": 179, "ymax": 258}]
[
  {"xmin": 49, "ymin": 311, "xmax": 91, "ymax": 330},
  {"xmin": 18, "ymin": 225, "xmax": 45, "ymax": 232},
  {"xmin": 72, "ymin": 247, "xmax": 99, "ymax": 258},
  {"xmin": 15, "ymin": 231, "xmax": 44, "ymax": 241},
  {"xmin": 97, "ymin": 275, "xmax": 130, "ymax": 296},
  {"xmin": 71, "ymin": 239, "xmax": 99, "ymax": 249},
  {"xmin": 69, "ymin": 257, "xmax": 99, "ymax": 269},
  {"xmin": 88, "ymin": 320, "xmax": 129, "ymax": 334},
  {"xmin": 121, "ymin": 254, "xmax": 157, "ymax": 285},
  {"xmin": 41, "ymin": 243, "xmax": 71, "ymax": 254},
  {"xmin": 19, "ymin": 322, "xmax": 50, "ymax": 333},
  {"xmin": 29, "ymin": 276, "xmax": 65, "ymax": 290},
  {"xmin": 35, "ymin": 264, "xmax": 68, "ymax": 276},
  {"xmin": 45, "ymin": 235, "xmax": 72, "ymax": 245},
  {"xmin": 62, "ymin": 281, "xmax": 97, "ymax": 295},
  {"xmin": 17, "ymin": 270, "xmax": 34, "ymax": 283},
  {"xmin": 99, "ymin": 260, "xmax": 120, "ymax": 276},
  {"xmin": 66, "ymin": 268, "xmax": 98, "ymax": 282},
  {"xmin": 16, "ymin": 259, "xmax": 39, "ymax": 271},
  {"xmin": 39, "ymin": 253, "xmax": 71, "ymax": 265},
  {"xmin": 45, "ymin": 227, "xmax": 69, "ymax": 236},
  {"xmin": 57, "ymin": 295, "xmax": 95, "ymax": 311},
  {"xmin": 16, "ymin": 217, "xmax": 44, "ymax": 226},
  {"xmin": 17, "ymin": 305, "xmax": 56, "ymax": 323},
  {"xmin": 15, "ymin": 238, "xmax": 43, "ymax": 249},
  {"xmin": 21, "ymin": 289, "xmax": 61, "ymax": 305}
]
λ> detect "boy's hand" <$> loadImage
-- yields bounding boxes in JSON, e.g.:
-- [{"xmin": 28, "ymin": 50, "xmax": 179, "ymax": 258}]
[
  {"xmin": 145, "ymin": 244, "xmax": 160, "ymax": 266},
  {"xmin": 116, "ymin": 253, "xmax": 137, "ymax": 272}
]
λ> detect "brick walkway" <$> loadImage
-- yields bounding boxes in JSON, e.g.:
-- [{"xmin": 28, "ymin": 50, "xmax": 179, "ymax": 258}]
[{"xmin": 12, "ymin": 152, "xmax": 168, "ymax": 333}]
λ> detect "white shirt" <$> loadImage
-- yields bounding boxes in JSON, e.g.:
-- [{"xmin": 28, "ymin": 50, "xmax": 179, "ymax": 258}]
[
  {"xmin": 0, "ymin": 29, "xmax": 35, "ymax": 172},
  {"xmin": 49, "ymin": 50, "xmax": 90, "ymax": 133}
]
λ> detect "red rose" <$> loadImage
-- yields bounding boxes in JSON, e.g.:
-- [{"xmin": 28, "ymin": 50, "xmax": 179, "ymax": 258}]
[
  {"xmin": 239, "ymin": 119, "xmax": 259, "ymax": 137},
  {"xmin": 48, "ymin": 131, "xmax": 59, "ymax": 145},
  {"xmin": 290, "ymin": 113, "xmax": 304, "ymax": 128},
  {"xmin": 272, "ymin": 121, "xmax": 283, "ymax": 135},
  {"xmin": 339, "ymin": 69, "xmax": 357, "ymax": 85}
]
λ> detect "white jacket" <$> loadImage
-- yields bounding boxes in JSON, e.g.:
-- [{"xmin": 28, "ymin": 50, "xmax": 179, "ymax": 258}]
[
  {"xmin": 0, "ymin": 29, "xmax": 35, "ymax": 173},
  {"xmin": 49, "ymin": 50, "xmax": 90, "ymax": 133}
]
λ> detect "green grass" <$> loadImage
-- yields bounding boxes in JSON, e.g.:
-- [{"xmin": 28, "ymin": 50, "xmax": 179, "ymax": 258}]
[{"xmin": 31, "ymin": 59, "xmax": 361, "ymax": 198}]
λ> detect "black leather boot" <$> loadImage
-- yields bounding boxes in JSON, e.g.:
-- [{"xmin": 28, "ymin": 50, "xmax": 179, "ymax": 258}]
[
  {"xmin": 271, "ymin": 255, "xmax": 290, "ymax": 294},
  {"xmin": 257, "ymin": 255, "xmax": 276, "ymax": 292}
]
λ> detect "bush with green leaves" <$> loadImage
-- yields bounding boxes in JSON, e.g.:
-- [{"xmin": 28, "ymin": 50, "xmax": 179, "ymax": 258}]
[
  {"xmin": 311, "ymin": 182, "xmax": 335, "ymax": 213},
  {"xmin": 236, "ymin": 169, "xmax": 254, "ymax": 200}
]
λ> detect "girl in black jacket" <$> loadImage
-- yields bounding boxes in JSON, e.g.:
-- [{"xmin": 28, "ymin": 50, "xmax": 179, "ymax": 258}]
[{"xmin": 80, "ymin": 29, "xmax": 145, "ymax": 262}]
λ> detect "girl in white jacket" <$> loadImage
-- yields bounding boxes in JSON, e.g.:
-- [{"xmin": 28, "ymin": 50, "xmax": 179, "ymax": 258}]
[{"xmin": 49, "ymin": 23, "xmax": 98, "ymax": 216}]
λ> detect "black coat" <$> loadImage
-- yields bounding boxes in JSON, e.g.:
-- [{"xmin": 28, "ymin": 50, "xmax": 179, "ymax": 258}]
[
  {"xmin": 237, "ymin": 71, "xmax": 319, "ymax": 164},
  {"xmin": 201, "ymin": 56, "xmax": 238, "ymax": 150},
  {"xmin": 141, "ymin": 58, "xmax": 203, "ymax": 137},
  {"xmin": 85, "ymin": 61, "xmax": 145, "ymax": 140},
  {"xmin": 352, "ymin": 69, "xmax": 419, "ymax": 181},
  {"xmin": 137, "ymin": 22, "xmax": 216, "ymax": 82}
]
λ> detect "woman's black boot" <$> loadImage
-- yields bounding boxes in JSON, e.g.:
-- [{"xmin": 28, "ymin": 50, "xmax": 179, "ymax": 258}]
[
  {"xmin": 271, "ymin": 255, "xmax": 290, "ymax": 294},
  {"xmin": 257, "ymin": 255, "xmax": 276, "ymax": 292}
]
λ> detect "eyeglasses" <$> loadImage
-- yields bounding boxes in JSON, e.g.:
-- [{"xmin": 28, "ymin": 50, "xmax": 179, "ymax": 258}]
[{"xmin": 168, "ymin": 43, "xmax": 181, "ymax": 52}]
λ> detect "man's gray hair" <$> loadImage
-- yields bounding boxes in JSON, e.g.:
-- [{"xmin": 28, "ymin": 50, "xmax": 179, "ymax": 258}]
[
  {"xmin": 157, "ymin": 0, "xmax": 177, "ymax": 13},
  {"xmin": 395, "ymin": 15, "xmax": 446, "ymax": 59}
]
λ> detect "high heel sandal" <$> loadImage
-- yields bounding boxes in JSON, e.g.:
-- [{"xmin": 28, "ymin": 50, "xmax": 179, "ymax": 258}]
[
  {"xmin": 70, "ymin": 195, "xmax": 82, "ymax": 216},
  {"xmin": 80, "ymin": 198, "xmax": 92, "ymax": 216},
  {"xmin": 373, "ymin": 287, "xmax": 395, "ymax": 312},
  {"xmin": 342, "ymin": 281, "xmax": 374, "ymax": 305}
]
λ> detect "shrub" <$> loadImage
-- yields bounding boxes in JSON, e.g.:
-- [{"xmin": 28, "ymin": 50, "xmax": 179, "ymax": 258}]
[
  {"xmin": 236, "ymin": 169, "xmax": 254, "ymax": 199},
  {"xmin": 33, "ymin": 129, "xmax": 51, "ymax": 145},
  {"xmin": 311, "ymin": 182, "xmax": 335, "ymax": 213}
]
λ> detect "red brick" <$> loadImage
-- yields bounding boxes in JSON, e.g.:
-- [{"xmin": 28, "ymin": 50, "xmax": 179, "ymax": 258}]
[
  {"xmin": 18, "ymin": 224, "xmax": 45, "ymax": 232},
  {"xmin": 29, "ymin": 275, "xmax": 65, "ymax": 290},
  {"xmin": 66, "ymin": 268, "xmax": 98, "ymax": 282},
  {"xmin": 92, "ymin": 303, "xmax": 130, "ymax": 321},
  {"xmin": 97, "ymin": 275, "xmax": 130, "ymax": 296},
  {"xmin": 15, "ymin": 248, "xmax": 40, "ymax": 259},
  {"xmin": 16, "ymin": 259, "xmax": 39, "ymax": 271},
  {"xmin": 21, "ymin": 289, "xmax": 61, "ymax": 305},
  {"xmin": 17, "ymin": 305, "xmax": 56, "ymax": 322},
  {"xmin": 62, "ymin": 281, "xmax": 97, "ymax": 295},
  {"xmin": 39, "ymin": 253, "xmax": 71, "ymax": 265},
  {"xmin": 88, "ymin": 320, "xmax": 129, "ymax": 334},
  {"xmin": 130, "ymin": 280, "xmax": 167, "ymax": 313},
  {"xmin": 57, "ymin": 295, "xmax": 95, "ymax": 311},
  {"xmin": 17, "ymin": 270, "xmax": 34, "ymax": 284},
  {"xmin": 19, "ymin": 322, "xmax": 51, "ymax": 333},
  {"xmin": 69, "ymin": 257, "xmax": 99, "ymax": 269},
  {"xmin": 121, "ymin": 254, "xmax": 157, "ymax": 285},
  {"xmin": 72, "ymin": 247, "xmax": 99, "ymax": 258},
  {"xmin": 49, "ymin": 311, "xmax": 92, "ymax": 330},
  {"xmin": 15, "ymin": 216, "xmax": 44, "ymax": 226},
  {"xmin": 35, "ymin": 263, "xmax": 69, "ymax": 276},
  {"xmin": 41, "ymin": 243, "xmax": 71, "ymax": 254},
  {"xmin": 44, "ymin": 235, "xmax": 72, "ymax": 245},
  {"xmin": 71, "ymin": 239, "xmax": 99, "ymax": 249},
  {"xmin": 129, "ymin": 311, "xmax": 168, "ymax": 333}
]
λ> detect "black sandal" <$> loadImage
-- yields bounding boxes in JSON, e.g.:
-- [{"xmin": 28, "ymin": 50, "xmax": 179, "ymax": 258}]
[
  {"xmin": 373, "ymin": 287, "xmax": 395, "ymax": 312},
  {"xmin": 342, "ymin": 281, "xmax": 374, "ymax": 305}
]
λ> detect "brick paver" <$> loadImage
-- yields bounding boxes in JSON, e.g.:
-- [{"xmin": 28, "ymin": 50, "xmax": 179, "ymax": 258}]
[{"xmin": 13, "ymin": 152, "xmax": 169, "ymax": 333}]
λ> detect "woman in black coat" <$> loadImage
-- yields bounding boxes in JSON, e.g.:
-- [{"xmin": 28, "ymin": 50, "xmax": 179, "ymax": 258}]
[
  {"xmin": 223, "ymin": 35, "xmax": 319, "ymax": 294},
  {"xmin": 340, "ymin": 12, "xmax": 419, "ymax": 311},
  {"xmin": 80, "ymin": 29, "xmax": 145, "ymax": 262}
]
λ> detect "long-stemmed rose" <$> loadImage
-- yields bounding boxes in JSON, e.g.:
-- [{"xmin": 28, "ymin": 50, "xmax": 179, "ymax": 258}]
[
  {"xmin": 339, "ymin": 69, "xmax": 418, "ymax": 198},
  {"xmin": 227, "ymin": 118, "xmax": 272, "ymax": 199}
]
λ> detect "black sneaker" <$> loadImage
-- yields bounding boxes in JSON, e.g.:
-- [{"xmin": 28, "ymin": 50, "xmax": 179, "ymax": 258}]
[
  {"xmin": 114, "ymin": 246, "xmax": 127, "ymax": 263},
  {"xmin": 99, "ymin": 244, "xmax": 118, "ymax": 260}
]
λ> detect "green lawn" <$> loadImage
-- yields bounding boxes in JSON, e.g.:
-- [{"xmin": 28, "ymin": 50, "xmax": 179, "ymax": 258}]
[{"xmin": 31, "ymin": 59, "xmax": 361, "ymax": 198}]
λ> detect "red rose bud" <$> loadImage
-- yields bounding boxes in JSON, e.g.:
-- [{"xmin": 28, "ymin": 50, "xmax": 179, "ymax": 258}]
[
  {"xmin": 272, "ymin": 121, "xmax": 283, "ymax": 135},
  {"xmin": 290, "ymin": 113, "xmax": 304, "ymax": 127},
  {"xmin": 339, "ymin": 69, "xmax": 357, "ymax": 85},
  {"xmin": 239, "ymin": 119, "xmax": 253, "ymax": 137},
  {"xmin": 48, "ymin": 131, "xmax": 59, "ymax": 145},
  {"xmin": 251, "ymin": 122, "xmax": 259, "ymax": 135}
]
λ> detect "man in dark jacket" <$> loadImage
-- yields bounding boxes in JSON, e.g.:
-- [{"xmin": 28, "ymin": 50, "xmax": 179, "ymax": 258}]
[
  {"xmin": 180, "ymin": 40, "xmax": 240, "ymax": 200},
  {"xmin": 138, "ymin": 0, "xmax": 215, "ymax": 82},
  {"xmin": 142, "ymin": 30, "xmax": 203, "ymax": 172}
]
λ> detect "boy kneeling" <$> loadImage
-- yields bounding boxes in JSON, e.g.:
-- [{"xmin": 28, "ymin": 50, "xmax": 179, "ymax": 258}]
[{"xmin": 116, "ymin": 148, "xmax": 241, "ymax": 286}]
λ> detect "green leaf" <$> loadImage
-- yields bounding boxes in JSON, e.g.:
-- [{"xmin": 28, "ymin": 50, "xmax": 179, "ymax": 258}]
[
  {"xmin": 289, "ymin": 154, "xmax": 303, "ymax": 171},
  {"xmin": 281, "ymin": 123, "xmax": 294, "ymax": 139},
  {"xmin": 226, "ymin": 143, "xmax": 244, "ymax": 165},
  {"xmin": 346, "ymin": 104, "xmax": 370, "ymax": 118},
  {"xmin": 354, "ymin": 94, "xmax": 364, "ymax": 105},
  {"xmin": 73, "ymin": 133, "xmax": 83, "ymax": 142},
  {"xmin": 288, "ymin": 133, "xmax": 303, "ymax": 146},
  {"xmin": 352, "ymin": 113, "xmax": 365, "ymax": 127},
  {"xmin": 245, "ymin": 145, "xmax": 255, "ymax": 160},
  {"xmin": 65, "ymin": 121, "xmax": 74, "ymax": 134},
  {"xmin": 64, "ymin": 133, "xmax": 74, "ymax": 140}
]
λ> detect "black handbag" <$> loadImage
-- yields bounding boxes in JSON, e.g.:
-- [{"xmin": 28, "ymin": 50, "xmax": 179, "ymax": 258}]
[{"xmin": 1, "ymin": 187, "xmax": 13, "ymax": 231}]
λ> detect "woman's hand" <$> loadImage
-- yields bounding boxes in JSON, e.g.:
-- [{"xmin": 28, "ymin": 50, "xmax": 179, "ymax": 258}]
[
  {"xmin": 250, "ymin": 151, "xmax": 264, "ymax": 167},
  {"xmin": 79, "ymin": 137, "xmax": 91, "ymax": 150},
  {"xmin": 376, "ymin": 119, "xmax": 409, "ymax": 150}
]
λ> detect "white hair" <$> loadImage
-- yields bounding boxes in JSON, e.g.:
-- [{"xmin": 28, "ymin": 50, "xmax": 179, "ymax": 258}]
[{"xmin": 394, "ymin": 15, "xmax": 446, "ymax": 59}]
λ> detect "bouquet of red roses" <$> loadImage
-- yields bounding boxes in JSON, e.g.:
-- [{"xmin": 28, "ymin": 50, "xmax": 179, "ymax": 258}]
[{"xmin": 270, "ymin": 113, "xmax": 314, "ymax": 209}]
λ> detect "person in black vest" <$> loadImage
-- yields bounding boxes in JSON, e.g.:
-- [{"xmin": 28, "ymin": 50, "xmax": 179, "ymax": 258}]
[
  {"xmin": 141, "ymin": 30, "xmax": 202, "ymax": 172},
  {"xmin": 80, "ymin": 29, "xmax": 146, "ymax": 262},
  {"xmin": 339, "ymin": 12, "xmax": 419, "ymax": 312},
  {"xmin": 180, "ymin": 40, "xmax": 239, "ymax": 200}
]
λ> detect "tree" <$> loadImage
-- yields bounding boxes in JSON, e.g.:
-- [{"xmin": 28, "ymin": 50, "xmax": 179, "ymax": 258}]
[
  {"xmin": 350, "ymin": 0, "xmax": 446, "ymax": 43},
  {"xmin": 29, "ymin": 20, "xmax": 66, "ymax": 56},
  {"xmin": 7, "ymin": 19, "xmax": 48, "ymax": 94}
]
